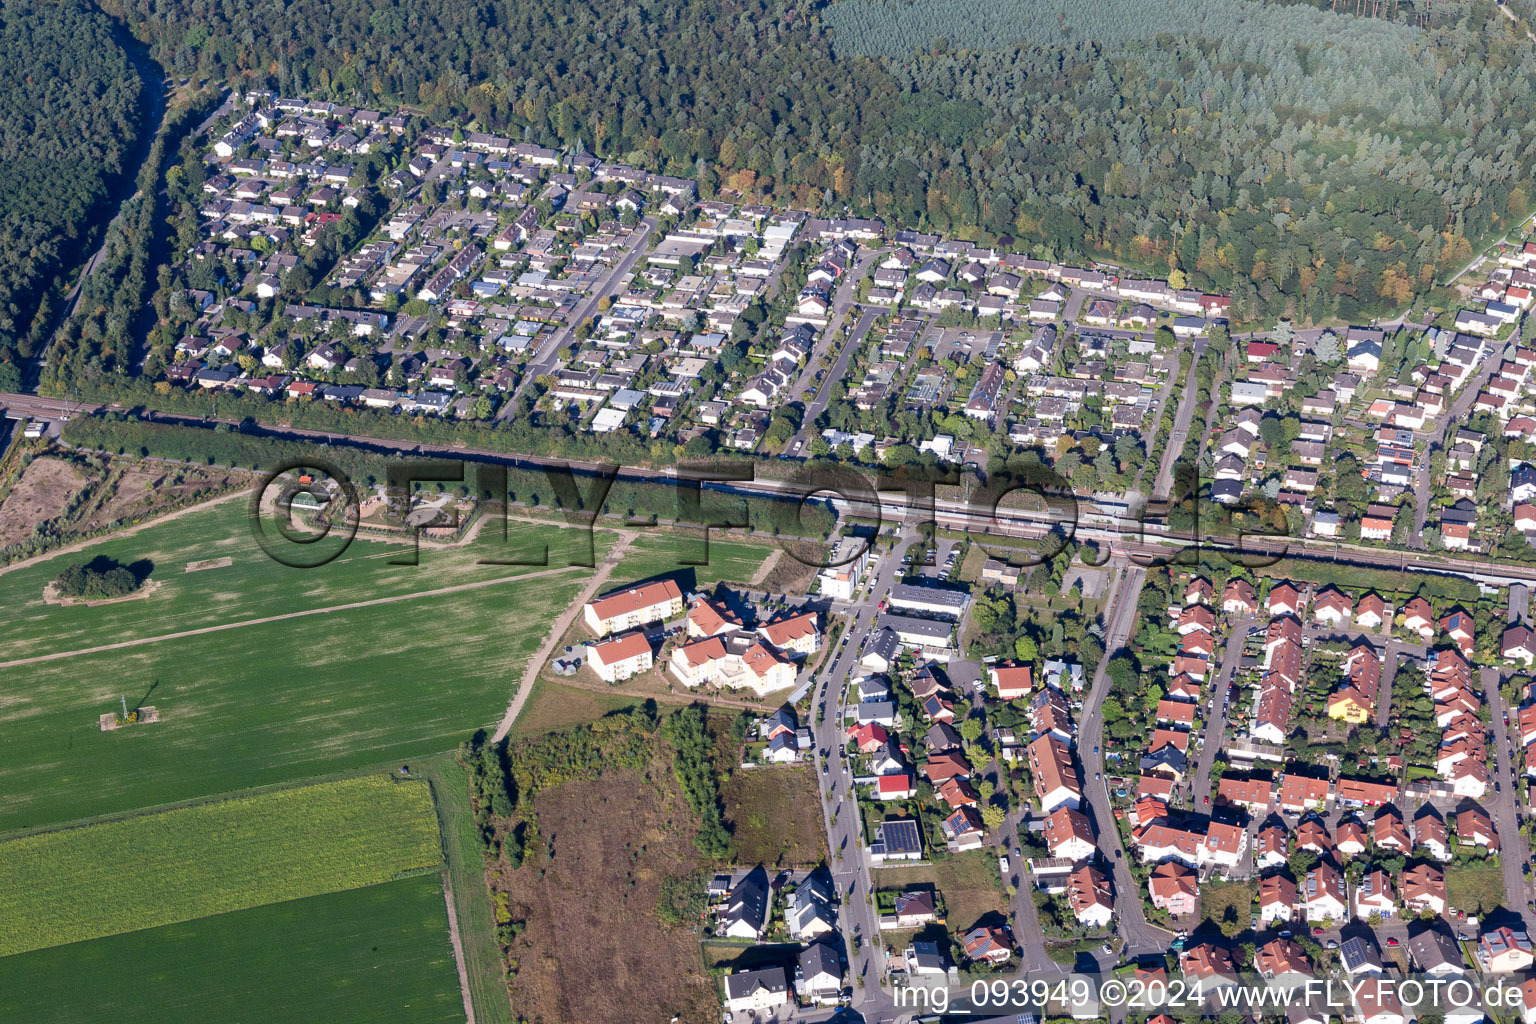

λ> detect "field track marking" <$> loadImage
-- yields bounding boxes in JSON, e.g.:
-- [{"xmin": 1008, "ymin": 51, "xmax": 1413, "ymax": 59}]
[
  {"xmin": 0, "ymin": 488, "xmax": 250, "ymax": 580},
  {"xmin": 749, "ymin": 546, "xmax": 783, "ymax": 587},
  {"xmin": 0, "ymin": 563, "xmax": 588, "ymax": 670},
  {"xmin": 491, "ymin": 532, "xmax": 638, "ymax": 742},
  {"xmin": 440, "ymin": 873, "xmax": 476, "ymax": 1024}
]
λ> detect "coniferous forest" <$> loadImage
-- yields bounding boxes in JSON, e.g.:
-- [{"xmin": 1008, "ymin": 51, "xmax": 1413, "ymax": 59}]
[
  {"xmin": 85, "ymin": 0, "xmax": 1536, "ymax": 323},
  {"xmin": 4, "ymin": 0, "xmax": 1536, "ymax": 361},
  {"xmin": 0, "ymin": 0, "xmax": 146, "ymax": 378}
]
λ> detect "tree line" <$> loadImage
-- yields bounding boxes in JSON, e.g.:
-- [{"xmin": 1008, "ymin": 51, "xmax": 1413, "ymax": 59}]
[{"xmin": 0, "ymin": 0, "xmax": 147, "ymax": 374}]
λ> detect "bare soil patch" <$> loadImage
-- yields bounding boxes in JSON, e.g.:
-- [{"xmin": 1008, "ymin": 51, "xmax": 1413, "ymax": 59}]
[
  {"xmin": 185, "ymin": 557, "xmax": 233, "ymax": 573},
  {"xmin": 0, "ymin": 458, "xmax": 90, "ymax": 549},
  {"xmin": 494, "ymin": 763, "xmax": 720, "ymax": 1024},
  {"xmin": 757, "ymin": 549, "xmax": 819, "ymax": 595},
  {"xmin": 81, "ymin": 465, "xmax": 250, "ymax": 533}
]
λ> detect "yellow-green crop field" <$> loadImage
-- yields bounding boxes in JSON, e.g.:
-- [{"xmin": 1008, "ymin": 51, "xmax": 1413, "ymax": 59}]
[{"xmin": 0, "ymin": 775, "xmax": 440, "ymax": 957}]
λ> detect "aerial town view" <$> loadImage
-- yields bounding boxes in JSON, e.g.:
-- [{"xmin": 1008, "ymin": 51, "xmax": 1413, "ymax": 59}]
[{"xmin": 11, "ymin": 1, "xmax": 1536, "ymax": 1023}]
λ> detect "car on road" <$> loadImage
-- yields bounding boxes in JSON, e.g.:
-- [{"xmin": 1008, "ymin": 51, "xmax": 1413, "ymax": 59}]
[{"xmin": 822, "ymin": 763, "xmax": 829, "ymax": 776}]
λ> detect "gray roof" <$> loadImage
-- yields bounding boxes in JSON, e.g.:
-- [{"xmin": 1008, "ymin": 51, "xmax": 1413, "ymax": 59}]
[
  {"xmin": 798, "ymin": 940, "xmax": 842, "ymax": 981},
  {"xmin": 855, "ymin": 701, "xmax": 896, "ymax": 724},
  {"xmin": 1340, "ymin": 936, "xmax": 1382, "ymax": 973},
  {"xmin": 879, "ymin": 613, "xmax": 952, "ymax": 641},
  {"xmin": 720, "ymin": 868, "xmax": 769, "ymax": 934},
  {"xmin": 723, "ymin": 967, "xmax": 788, "ymax": 1000},
  {"xmin": 1407, "ymin": 925, "xmax": 1465, "ymax": 972},
  {"xmin": 889, "ymin": 582, "xmax": 970, "ymax": 611},
  {"xmin": 863, "ymin": 627, "xmax": 901, "ymax": 663},
  {"xmin": 925, "ymin": 722, "xmax": 963, "ymax": 752}
]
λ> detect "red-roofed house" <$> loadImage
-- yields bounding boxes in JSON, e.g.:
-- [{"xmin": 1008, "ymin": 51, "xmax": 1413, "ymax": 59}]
[
  {"xmin": 1268, "ymin": 582, "xmax": 1302, "ymax": 618},
  {"xmin": 990, "ymin": 662, "xmax": 1034, "ymax": 700},
  {"xmin": 848, "ymin": 723, "xmax": 889, "ymax": 753},
  {"xmin": 1278, "ymin": 773, "xmax": 1330, "ymax": 812},
  {"xmin": 588, "ymin": 630, "xmax": 654, "ymax": 682},
  {"xmin": 1149, "ymin": 861, "xmax": 1197, "ymax": 916}
]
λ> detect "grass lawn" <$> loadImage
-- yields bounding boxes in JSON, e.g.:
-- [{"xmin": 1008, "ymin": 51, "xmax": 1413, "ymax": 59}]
[
  {"xmin": 509, "ymin": 678, "xmax": 645, "ymax": 739},
  {"xmin": 875, "ymin": 849, "xmax": 1008, "ymax": 936},
  {"xmin": 609, "ymin": 533, "xmax": 778, "ymax": 591},
  {"xmin": 0, "ymin": 775, "xmax": 440, "ymax": 957},
  {"xmin": 0, "ymin": 875, "xmax": 464, "ymax": 1024},
  {"xmin": 416, "ymin": 752, "xmax": 512, "ymax": 1024},
  {"xmin": 0, "ymin": 568, "xmax": 589, "ymax": 833},
  {"xmin": 0, "ymin": 500, "xmax": 608, "ymax": 663},
  {"xmin": 1448, "ymin": 861, "xmax": 1506, "ymax": 917},
  {"xmin": 721, "ymin": 765, "xmax": 830, "ymax": 869},
  {"xmin": 1198, "ymin": 879, "xmax": 1257, "ymax": 937}
]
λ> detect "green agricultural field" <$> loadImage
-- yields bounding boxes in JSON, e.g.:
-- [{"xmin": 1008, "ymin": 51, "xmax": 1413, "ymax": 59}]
[
  {"xmin": 609, "ymin": 533, "xmax": 778, "ymax": 591},
  {"xmin": 0, "ymin": 499, "xmax": 608, "ymax": 663},
  {"xmin": 0, "ymin": 874, "xmax": 464, "ymax": 1024},
  {"xmin": 0, "ymin": 568, "xmax": 588, "ymax": 832},
  {"xmin": 0, "ymin": 775, "xmax": 440, "ymax": 957},
  {"xmin": 417, "ymin": 752, "xmax": 512, "ymax": 1024}
]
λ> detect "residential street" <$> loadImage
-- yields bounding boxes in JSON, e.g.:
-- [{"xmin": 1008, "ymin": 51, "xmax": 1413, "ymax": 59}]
[
  {"xmin": 809, "ymin": 527, "xmax": 915, "ymax": 1021},
  {"xmin": 1075, "ymin": 565, "xmax": 1171, "ymax": 957},
  {"xmin": 501, "ymin": 216, "xmax": 656, "ymax": 410},
  {"xmin": 1150, "ymin": 339, "xmax": 1205, "ymax": 502},
  {"xmin": 1482, "ymin": 665, "xmax": 1533, "ymax": 919},
  {"xmin": 1188, "ymin": 619, "xmax": 1253, "ymax": 805},
  {"xmin": 1411, "ymin": 334, "xmax": 1508, "ymax": 543}
]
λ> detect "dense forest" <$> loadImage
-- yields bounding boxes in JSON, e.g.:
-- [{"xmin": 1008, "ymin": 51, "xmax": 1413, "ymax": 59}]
[
  {"xmin": 86, "ymin": 0, "xmax": 1536, "ymax": 325},
  {"xmin": 0, "ymin": 0, "xmax": 147, "ymax": 378}
]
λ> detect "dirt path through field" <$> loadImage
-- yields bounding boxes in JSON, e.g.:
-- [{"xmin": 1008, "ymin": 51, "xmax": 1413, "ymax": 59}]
[
  {"xmin": 749, "ymin": 546, "xmax": 783, "ymax": 586},
  {"xmin": 0, "ymin": 562, "xmax": 589, "ymax": 670},
  {"xmin": 441, "ymin": 873, "xmax": 476, "ymax": 1024},
  {"xmin": 490, "ymin": 531, "xmax": 638, "ymax": 742}
]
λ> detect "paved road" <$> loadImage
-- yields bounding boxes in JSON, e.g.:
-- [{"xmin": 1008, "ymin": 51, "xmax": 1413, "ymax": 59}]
[
  {"xmin": 1062, "ymin": 287, "xmax": 1088, "ymax": 323},
  {"xmin": 791, "ymin": 305, "xmax": 881, "ymax": 450},
  {"xmin": 502, "ymin": 216, "xmax": 657, "ymax": 410},
  {"xmin": 1075, "ymin": 564, "xmax": 1170, "ymax": 957},
  {"xmin": 194, "ymin": 89, "xmax": 236, "ymax": 135},
  {"xmin": 1412, "ymin": 333, "xmax": 1508, "ymax": 544},
  {"xmin": 1151, "ymin": 338, "xmax": 1207, "ymax": 502},
  {"xmin": 1482, "ymin": 665, "xmax": 1533, "ymax": 923},
  {"xmin": 809, "ymin": 528, "xmax": 915, "ymax": 1020},
  {"xmin": 1128, "ymin": 340, "xmax": 1187, "ymax": 503},
  {"xmin": 1189, "ymin": 618, "xmax": 1254, "ymax": 805},
  {"xmin": 1373, "ymin": 636, "xmax": 1426, "ymax": 729}
]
